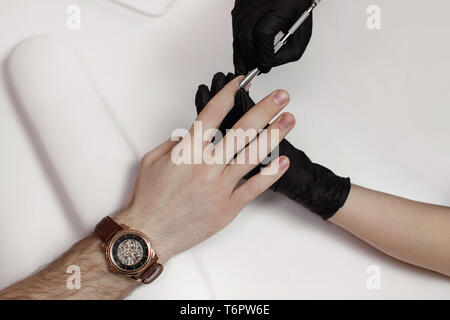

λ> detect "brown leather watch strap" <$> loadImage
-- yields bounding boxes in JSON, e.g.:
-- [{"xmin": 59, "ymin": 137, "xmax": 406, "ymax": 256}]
[
  {"xmin": 94, "ymin": 216, "xmax": 122, "ymax": 244},
  {"xmin": 139, "ymin": 260, "xmax": 164, "ymax": 285}
]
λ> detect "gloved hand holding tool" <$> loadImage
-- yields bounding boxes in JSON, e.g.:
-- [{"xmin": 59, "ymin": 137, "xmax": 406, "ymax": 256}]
[{"xmin": 233, "ymin": 0, "xmax": 320, "ymax": 87}]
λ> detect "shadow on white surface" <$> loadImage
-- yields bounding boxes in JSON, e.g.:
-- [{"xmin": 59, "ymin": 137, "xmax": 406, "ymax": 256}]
[
  {"xmin": 268, "ymin": 191, "xmax": 449, "ymax": 295},
  {"xmin": 274, "ymin": 193, "xmax": 447, "ymax": 279}
]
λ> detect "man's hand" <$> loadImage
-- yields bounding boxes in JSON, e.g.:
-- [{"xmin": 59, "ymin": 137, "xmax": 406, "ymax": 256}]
[
  {"xmin": 196, "ymin": 73, "xmax": 351, "ymax": 221},
  {"xmin": 232, "ymin": 0, "xmax": 313, "ymax": 75},
  {"xmin": 0, "ymin": 76, "xmax": 295, "ymax": 300},
  {"xmin": 117, "ymin": 76, "xmax": 295, "ymax": 263}
]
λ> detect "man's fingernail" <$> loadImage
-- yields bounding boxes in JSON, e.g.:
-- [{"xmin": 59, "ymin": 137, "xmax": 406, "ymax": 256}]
[
  {"xmin": 279, "ymin": 157, "xmax": 290, "ymax": 170},
  {"xmin": 273, "ymin": 90, "xmax": 289, "ymax": 106},
  {"xmin": 278, "ymin": 114, "xmax": 294, "ymax": 130},
  {"xmin": 236, "ymin": 76, "xmax": 245, "ymax": 87}
]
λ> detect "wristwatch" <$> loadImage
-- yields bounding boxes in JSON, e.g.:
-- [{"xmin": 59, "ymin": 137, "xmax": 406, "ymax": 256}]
[{"xmin": 94, "ymin": 216, "xmax": 163, "ymax": 284}]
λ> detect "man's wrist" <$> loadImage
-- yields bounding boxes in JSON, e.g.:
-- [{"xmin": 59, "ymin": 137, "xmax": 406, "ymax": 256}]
[{"xmin": 114, "ymin": 208, "xmax": 173, "ymax": 264}]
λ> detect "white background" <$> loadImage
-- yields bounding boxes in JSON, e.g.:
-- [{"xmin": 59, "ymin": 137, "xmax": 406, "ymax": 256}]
[{"xmin": 0, "ymin": 0, "xmax": 449, "ymax": 299}]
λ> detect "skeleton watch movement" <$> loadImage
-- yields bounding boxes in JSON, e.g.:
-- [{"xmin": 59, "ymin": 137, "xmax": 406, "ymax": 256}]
[{"xmin": 94, "ymin": 216, "xmax": 163, "ymax": 284}]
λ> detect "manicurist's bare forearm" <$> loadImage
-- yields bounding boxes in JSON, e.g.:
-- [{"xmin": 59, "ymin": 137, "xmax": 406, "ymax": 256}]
[
  {"xmin": 330, "ymin": 185, "xmax": 450, "ymax": 277},
  {"xmin": 0, "ymin": 234, "xmax": 138, "ymax": 300}
]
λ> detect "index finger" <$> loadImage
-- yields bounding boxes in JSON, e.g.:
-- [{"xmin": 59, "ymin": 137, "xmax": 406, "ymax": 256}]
[{"xmin": 193, "ymin": 75, "xmax": 244, "ymax": 134}]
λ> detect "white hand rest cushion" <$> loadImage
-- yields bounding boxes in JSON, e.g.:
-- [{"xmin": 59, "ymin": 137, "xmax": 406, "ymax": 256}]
[{"xmin": 7, "ymin": 36, "xmax": 138, "ymax": 231}]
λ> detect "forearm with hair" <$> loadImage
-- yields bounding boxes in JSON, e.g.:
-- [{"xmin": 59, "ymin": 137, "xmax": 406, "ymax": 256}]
[{"xmin": 0, "ymin": 235, "xmax": 138, "ymax": 300}]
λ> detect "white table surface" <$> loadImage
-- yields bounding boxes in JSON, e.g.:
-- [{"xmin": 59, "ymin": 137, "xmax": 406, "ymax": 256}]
[{"xmin": 0, "ymin": 0, "xmax": 449, "ymax": 299}]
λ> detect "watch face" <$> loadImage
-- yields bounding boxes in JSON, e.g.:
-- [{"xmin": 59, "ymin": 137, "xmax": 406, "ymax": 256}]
[{"xmin": 110, "ymin": 233, "xmax": 150, "ymax": 272}]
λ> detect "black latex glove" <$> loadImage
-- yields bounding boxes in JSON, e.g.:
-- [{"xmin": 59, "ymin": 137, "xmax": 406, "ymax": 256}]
[
  {"xmin": 195, "ymin": 73, "xmax": 351, "ymax": 220},
  {"xmin": 232, "ymin": 0, "xmax": 313, "ymax": 75}
]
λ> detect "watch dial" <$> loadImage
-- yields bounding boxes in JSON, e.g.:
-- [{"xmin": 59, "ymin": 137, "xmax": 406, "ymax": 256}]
[{"xmin": 111, "ymin": 233, "xmax": 150, "ymax": 271}]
